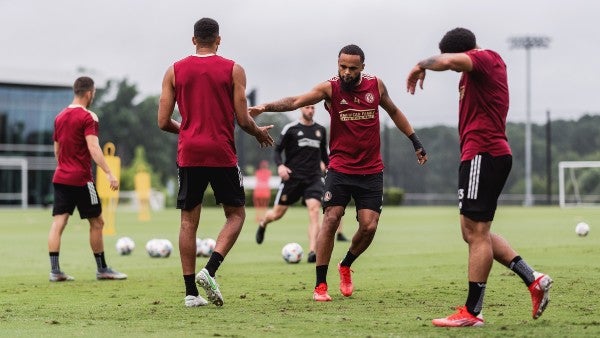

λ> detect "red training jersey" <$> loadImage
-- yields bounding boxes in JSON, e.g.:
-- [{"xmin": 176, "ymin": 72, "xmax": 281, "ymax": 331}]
[
  {"xmin": 174, "ymin": 54, "xmax": 238, "ymax": 167},
  {"xmin": 52, "ymin": 105, "xmax": 98, "ymax": 186},
  {"xmin": 325, "ymin": 74, "xmax": 383, "ymax": 174},
  {"xmin": 253, "ymin": 168, "xmax": 272, "ymax": 199},
  {"xmin": 458, "ymin": 49, "xmax": 512, "ymax": 161}
]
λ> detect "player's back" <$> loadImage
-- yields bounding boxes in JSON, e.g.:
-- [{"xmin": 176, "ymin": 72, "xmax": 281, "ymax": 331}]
[
  {"xmin": 53, "ymin": 105, "xmax": 96, "ymax": 185},
  {"xmin": 174, "ymin": 55, "xmax": 237, "ymax": 167}
]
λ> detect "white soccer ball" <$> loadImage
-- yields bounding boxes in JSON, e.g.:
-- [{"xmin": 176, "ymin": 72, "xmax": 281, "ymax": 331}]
[
  {"xmin": 146, "ymin": 239, "xmax": 173, "ymax": 258},
  {"xmin": 145, "ymin": 239, "xmax": 160, "ymax": 257},
  {"xmin": 195, "ymin": 237, "xmax": 203, "ymax": 257},
  {"xmin": 115, "ymin": 236, "xmax": 135, "ymax": 255},
  {"xmin": 198, "ymin": 238, "xmax": 216, "ymax": 257},
  {"xmin": 575, "ymin": 222, "xmax": 590, "ymax": 237},
  {"xmin": 281, "ymin": 242, "xmax": 303, "ymax": 264}
]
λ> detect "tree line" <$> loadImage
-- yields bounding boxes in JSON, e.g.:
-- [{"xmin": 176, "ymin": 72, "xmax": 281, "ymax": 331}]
[{"xmin": 93, "ymin": 78, "xmax": 600, "ymax": 200}]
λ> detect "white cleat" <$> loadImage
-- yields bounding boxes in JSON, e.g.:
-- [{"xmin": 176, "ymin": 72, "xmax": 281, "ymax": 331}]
[
  {"xmin": 196, "ymin": 268, "xmax": 224, "ymax": 306},
  {"xmin": 184, "ymin": 295, "xmax": 209, "ymax": 307},
  {"xmin": 49, "ymin": 271, "xmax": 75, "ymax": 282}
]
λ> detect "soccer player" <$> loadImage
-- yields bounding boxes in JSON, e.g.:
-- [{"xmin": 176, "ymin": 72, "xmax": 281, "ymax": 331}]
[
  {"xmin": 48, "ymin": 76, "xmax": 127, "ymax": 282},
  {"xmin": 158, "ymin": 18, "xmax": 273, "ymax": 308},
  {"xmin": 255, "ymin": 105, "xmax": 329, "ymax": 263},
  {"xmin": 406, "ymin": 27, "xmax": 553, "ymax": 327},
  {"xmin": 250, "ymin": 44, "xmax": 427, "ymax": 301},
  {"xmin": 253, "ymin": 160, "xmax": 272, "ymax": 222}
]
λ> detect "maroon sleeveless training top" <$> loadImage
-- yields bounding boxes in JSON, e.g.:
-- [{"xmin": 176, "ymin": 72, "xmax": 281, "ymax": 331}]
[
  {"xmin": 174, "ymin": 54, "xmax": 237, "ymax": 167},
  {"xmin": 325, "ymin": 74, "xmax": 383, "ymax": 174}
]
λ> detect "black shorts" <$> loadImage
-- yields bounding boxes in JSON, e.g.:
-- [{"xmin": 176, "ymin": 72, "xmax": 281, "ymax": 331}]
[
  {"xmin": 274, "ymin": 174, "xmax": 324, "ymax": 206},
  {"xmin": 322, "ymin": 169, "xmax": 383, "ymax": 214},
  {"xmin": 52, "ymin": 182, "xmax": 102, "ymax": 219},
  {"xmin": 177, "ymin": 166, "xmax": 245, "ymax": 210},
  {"xmin": 458, "ymin": 153, "xmax": 512, "ymax": 222}
]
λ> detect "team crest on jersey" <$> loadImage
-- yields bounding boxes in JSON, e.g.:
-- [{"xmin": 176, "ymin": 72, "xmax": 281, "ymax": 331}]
[
  {"xmin": 365, "ymin": 92, "xmax": 374, "ymax": 104},
  {"xmin": 323, "ymin": 191, "xmax": 332, "ymax": 202},
  {"xmin": 315, "ymin": 130, "xmax": 321, "ymax": 138},
  {"xmin": 340, "ymin": 99, "xmax": 348, "ymax": 105}
]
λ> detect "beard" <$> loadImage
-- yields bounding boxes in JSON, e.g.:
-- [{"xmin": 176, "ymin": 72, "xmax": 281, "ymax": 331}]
[
  {"xmin": 339, "ymin": 72, "xmax": 361, "ymax": 92},
  {"xmin": 87, "ymin": 97, "xmax": 94, "ymax": 108}
]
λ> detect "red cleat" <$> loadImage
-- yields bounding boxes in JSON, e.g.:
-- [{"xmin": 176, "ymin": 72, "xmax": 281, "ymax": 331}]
[
  {"xmin": 432, "ymin": 306, "xmax": 484, "ymax": 327},
  {"xmin": 338, "ymin": 263, "xmax": 354, "ymax": 297},
  {"xmin": 313, "ymin": 283, "xmax": 332, "ymax": 301},
  {"xmin": 529, "ymin": 272, "xmax": 553, "ymax": 319}
]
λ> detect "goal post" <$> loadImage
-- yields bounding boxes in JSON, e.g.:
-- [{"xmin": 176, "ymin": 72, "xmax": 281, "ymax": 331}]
[
  {"xmin": 0, "ymin": 157, "xmax": 28, "ymax": 208},
  {"xmin": 558, "ymin": 161, "xmax": 600, "ymax": 207}
]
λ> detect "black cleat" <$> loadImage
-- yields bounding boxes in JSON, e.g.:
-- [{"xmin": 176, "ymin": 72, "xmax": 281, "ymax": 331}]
[
  {"xmin": 307, "ymin": 251, "xmax": 316, "ymax": 263},
  {"xmin": 336, "ymin": 233, "xmax": 348, "ymax": 242},
  {"xmin": 256, "ymin": 223, "xmax": 266, "ymax": 244}
]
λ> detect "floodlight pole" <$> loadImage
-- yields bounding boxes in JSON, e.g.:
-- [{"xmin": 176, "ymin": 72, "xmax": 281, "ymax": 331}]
[{"xmin": 509, "ymin": 36, "xmax": 550, "ymax": 206}]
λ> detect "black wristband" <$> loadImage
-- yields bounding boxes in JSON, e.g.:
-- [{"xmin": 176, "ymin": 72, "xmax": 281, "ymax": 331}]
[{"xmin": 408, "ymin": 133, "xmax": 426, "ymax": 155}]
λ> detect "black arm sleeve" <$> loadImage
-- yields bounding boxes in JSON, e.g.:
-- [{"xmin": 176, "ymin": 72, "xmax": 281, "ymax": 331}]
[{"xmin": 320, "ymin": 126, "xmax": 329, "ymax": 166}]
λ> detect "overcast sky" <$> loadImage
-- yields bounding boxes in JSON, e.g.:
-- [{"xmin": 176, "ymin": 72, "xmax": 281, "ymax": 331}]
[{"xmin": 1, "ymin": 0, "xmax": 598, "ymax": 127}]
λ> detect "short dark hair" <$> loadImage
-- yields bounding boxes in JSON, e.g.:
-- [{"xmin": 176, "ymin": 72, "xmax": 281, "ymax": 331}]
[
  {"xmin": 439, "ymin": 28, "xmax": 476, "ymax": 54},
  {"xmin": 73, "ymin": 76, "xmax": 94, "ymax": 96},
  {"xmin": 194, "ymin": 18, "xmax": 219, "ymax": 45},
  {"xmin": 338, "ymin": 44, "xmax": 365, "ymax": 63}
]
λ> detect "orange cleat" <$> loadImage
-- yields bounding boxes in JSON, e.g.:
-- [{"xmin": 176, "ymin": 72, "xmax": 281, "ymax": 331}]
[
  {"xmin": 432, "ymin": 306, "xmax": 484, "ymax": 327},
  {"xmin": 313, "ymin": 283, "xmax": 332, "ymax": 302},
  {"xmin": 338, "ymin": 263, "xmax": 354, "ymax": 297}
]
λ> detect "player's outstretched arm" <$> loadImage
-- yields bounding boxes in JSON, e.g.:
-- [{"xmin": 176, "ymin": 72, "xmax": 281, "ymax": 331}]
[
  {"xmin": 407, "ymin": 53, "xmax": 473, "ymax": 94},
  {"xmin": 248, "ymin": 82, "xmax": 331, "ymax": 117}
]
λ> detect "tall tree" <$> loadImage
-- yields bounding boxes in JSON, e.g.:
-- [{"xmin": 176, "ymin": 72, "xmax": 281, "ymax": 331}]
[{"xmin": 93, "ymin": 78, "xmax": 177, "ymax": 187}]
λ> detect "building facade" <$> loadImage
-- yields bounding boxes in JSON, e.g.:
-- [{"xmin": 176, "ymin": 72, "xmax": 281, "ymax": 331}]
[{"xmin": 0, "ymin": 82, "xmax": 72, "ymax": 206}]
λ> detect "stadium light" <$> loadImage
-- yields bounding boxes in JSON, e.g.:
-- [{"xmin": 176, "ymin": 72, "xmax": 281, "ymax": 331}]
[{"xmin": 509, "ymin": 36, "xmax": 551, "ymax": 206}]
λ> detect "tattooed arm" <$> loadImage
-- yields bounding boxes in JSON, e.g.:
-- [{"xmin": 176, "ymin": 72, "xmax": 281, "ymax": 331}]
[
  {"xmin": 249, "ymin": 81, "xmax": 331, "ymax": 117},
  {"xmin": 406, "ymin": 53, "xmax": 473, "ymax": 94}
]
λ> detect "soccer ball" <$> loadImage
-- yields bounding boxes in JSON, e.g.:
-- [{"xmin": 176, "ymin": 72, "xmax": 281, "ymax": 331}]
[
  {"xmin": 281, "ymin": 242, "xmax": 303, "ymax": 264},
  {"xmin": 115, "ymin": 237, "xmax": 135, "ymax": 255},
  {"xmin": 145, "ymin": 239, "xmax": 173, "ymax": 258},
  {"xmin": 195, "ymin": 237, "xmax": 203, "ymax": 257},
  {"xmin": 198, "ymin": 238, "xmax": 216, "ymax": 257},
  {"xmin": 575, "ymin": 222, "xmax": 590, "ymax": 237}
]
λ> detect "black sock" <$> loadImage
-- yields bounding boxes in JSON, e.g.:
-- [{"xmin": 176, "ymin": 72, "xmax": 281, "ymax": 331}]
[
  {"xmin": 94, "ymin": 252, "xmax": 107, "ymax": 270},
  {"xmin": 316, "ymin": 265, "xmax": 328, "ymax": 287},
  {"xmin": 509, "ymin": 256, "xmax": 536, "ymax": 286},
  {"xmin": 49, "ymin": 252, "xmax": 60, "ymax": 273},
  {"xmin": 205, "ymin": 251, "xmax": 224, "ymax": 277},
  {"xmin": 465, "ymin": 281, "xmax": 486, "ymax": 316},
  {"xmin": 340, "ymin": 251, "xmax": 358, "ymax": 267},
  {"xmin": 184, "ymin": 274, "xmax": 199, "ymax": 296}
]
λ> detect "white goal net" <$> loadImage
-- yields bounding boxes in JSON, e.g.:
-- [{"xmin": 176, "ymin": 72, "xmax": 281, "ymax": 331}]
[{"xmin": 558, "ymin": 161, "xmax": 600, "ymax": 207}]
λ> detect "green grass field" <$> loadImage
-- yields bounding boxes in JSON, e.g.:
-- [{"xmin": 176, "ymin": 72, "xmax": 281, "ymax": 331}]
[{"xmin": 1, "ymin": 205, "xmax": 599, "ymax": 337}]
